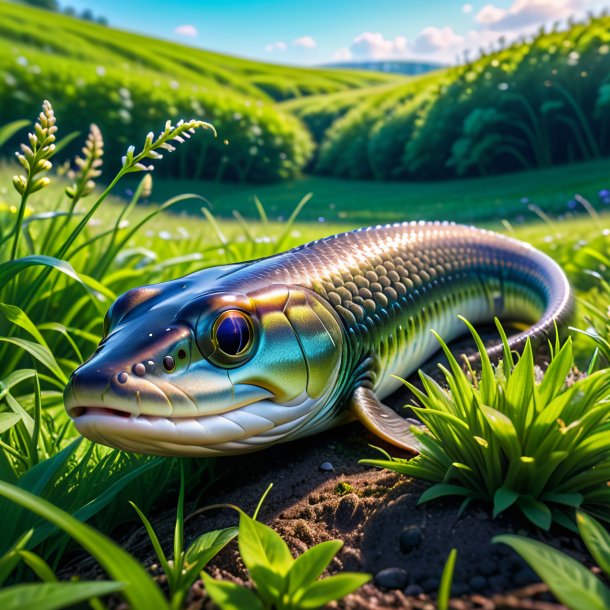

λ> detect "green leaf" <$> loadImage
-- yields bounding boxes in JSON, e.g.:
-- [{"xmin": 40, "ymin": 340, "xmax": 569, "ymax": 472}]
[
  {"xmin": 577, "ymin": 511, "xmax": 610, "ymax": 576},
  {"xmin": 0, "ymin": 581, "xmax": 125, "ymax": 610},
  {"xmin": 0, "ymin": 255, "xmax": 114, "ymax": 311},
  {"xmin": 0, "ymin": 338, "xmax": 66, "ymax": 384},
  {"xmin": 249, "ymin": 564, "xmax": 285, "ymax": 604},
  {"xmin": 184, "ymin": 527, "xmax": 238, "ymax": 578},
  {"xmin": 438, "ymin": 548, "xmax": 457, "ymax": 610},
  {"xmin": 295, "ymin": 572, "xmax": 370, "ymax": 609},
  {"xmin": 17, "ymin": 550, "xmax": 57, "ymax": 582},
  {"xmin": 0, "ymin": 481, "xmax": 169, "ymax": 610},
  {"xmin": 542, "ymin": 492, "xmax": 583, "ymax": 508},
  {"xmin": 538, "ymin": 339, "xmax": 573, "ymax": 405},
  {"xmin": 129, "ymin": 501, "xmax": 171, "ymax": 580},
  {"xmin": 418, "ymin": 483, "xmax": 471, "ymax": 504},
  {"xmin": 479, "ymin": 405, "xmax": 521, "ymax": 457},
  {"xmin": 518, "ymin": 496, "xmax": 552, "ymax": 530},
  {"xmin": 238, "ymin": 512, "xmax": 293, "ymax": 575},
  {"xmin": 494, "ymin": 535, "xmax": 610, "ymax": 610},
  {"xmin": 287, "ymin": 540, "xmax": 342, "ymax": 594},
  {"xmin": 0, "ymin": 305, "xmax": 48, "ymax": 348},
  {"xmin": 0, "ymin": 413, "xmax": 21, "ymax": 434},
  {"xmin": 201, "ymin": 573, "xmax": 264, "ymax": 610},
  {"xmin": 0, "ymin": 119, "xmax": 30, "ymax": 148},
  {"xmin": 0, "ymin": 530, "xmax": 33, "ymax": 586},
  {"xmin": 493, "ymin": 487, "xmax": 519, "ymax": 518}
]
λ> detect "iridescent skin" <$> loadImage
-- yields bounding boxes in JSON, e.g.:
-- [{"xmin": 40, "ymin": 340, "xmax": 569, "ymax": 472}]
[{"xmin": 64, "ymin": 222, "xmax": 572, "ymax": 456}]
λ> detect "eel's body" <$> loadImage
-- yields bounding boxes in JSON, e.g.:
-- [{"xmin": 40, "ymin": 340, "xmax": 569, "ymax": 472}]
[{"xmin": 65, "ymin": 222, "xmax": 572, "ymax": 455}]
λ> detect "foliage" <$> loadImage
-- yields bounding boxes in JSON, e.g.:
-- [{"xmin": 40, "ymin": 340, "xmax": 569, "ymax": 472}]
[
  {"xmin": 494, "ymin": 511, "xmax": 610, "ymax": 610},
  {"xmin": 314, "ymin": 13, "xmax": 610, "ymax": 180},
  {"xmin": 203, "ymin": 509, "xmax": 370, "ymax": 610},
  {"xmin": 437, "ymin": 548, "xmax": 457, "ymax": 610},
  {"xmin": 130, "ymin": 463, "xmax": 237, "ymax": 610},
  {"xmin": 361, "ymin": 320, "xmax": 610, "ymax": 530},
  {"xmin": 0, "ymin": 3, "xmax": 403, "ymax": 184},
  {"xmin": 0, "ymin": 479, "xmax": 169, "ymax": 610},
  {"xmin": 0, "ymin": 102, "xmax": 320, "ymax": 597}
]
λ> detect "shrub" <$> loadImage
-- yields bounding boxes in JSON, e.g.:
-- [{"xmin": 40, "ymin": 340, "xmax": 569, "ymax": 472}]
[
  {"xmin": 312, "ymin": 13, "xmax": 610, "ymax": 180},
  {"xmin": 361, "ymin": 319, "xmax": 610, "ymax": 530}
]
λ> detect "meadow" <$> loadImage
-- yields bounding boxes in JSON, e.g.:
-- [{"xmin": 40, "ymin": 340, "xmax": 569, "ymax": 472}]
[
  {"xmin": 3, "ymin": 2, "xmax": 610, "ymax": 188},
  {"xmin": 0, "ymin": 101, "xmax": 608, "ymax": 609},
  {"xmin": 0, "ymin": 2, "xmax": 609, "ymax": 609}
]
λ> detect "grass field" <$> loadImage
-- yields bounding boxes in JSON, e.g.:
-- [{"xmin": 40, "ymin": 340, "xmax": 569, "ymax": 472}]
[
  {"xmin": 0, "ymin": 101, "xmax": 608, "ymax": 609},
  {"xmin": 0, "ymin": 1, "xmax": 403, "ymax": 102},
  {"xmin": 136, "ymin": 158, "xmax": 610, "ymax": 227}
]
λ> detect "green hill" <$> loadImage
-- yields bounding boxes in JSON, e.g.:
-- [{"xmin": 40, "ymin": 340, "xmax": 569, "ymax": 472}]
[
  {"xmin": 2, "ymin": 1, "xmax": 608, "ymax": 186},
  {"xmin": 0, "ymin": 0, "xmax": 405, "ymax": 183},
  {"xmin": 298, "ymin": 15, "xmax": 610, "ymax": 180}
]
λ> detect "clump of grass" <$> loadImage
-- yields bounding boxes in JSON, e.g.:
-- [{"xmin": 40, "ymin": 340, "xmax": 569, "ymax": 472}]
[
  {"xmin": 335, "ymin": 482, "xmax": 355, "ymax": 496},
  {"xmin": 361, "ymin": 318, "xmax": 610, "ymax": 531}
]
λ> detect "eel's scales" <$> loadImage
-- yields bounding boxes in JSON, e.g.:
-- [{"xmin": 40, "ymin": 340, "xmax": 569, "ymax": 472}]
[
  {"xmin": 224, "ymin": 221, "xmax": 571, "ymax": 410},
  {"xmin": 65, "ymin": 221, "xmax": 573, "ymax": 454}
]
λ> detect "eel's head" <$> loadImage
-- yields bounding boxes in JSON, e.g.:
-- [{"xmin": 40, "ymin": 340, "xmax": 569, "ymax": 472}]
[{"xmin": 64, "ymin": 271, "xmax": 344, "ymax": 456}]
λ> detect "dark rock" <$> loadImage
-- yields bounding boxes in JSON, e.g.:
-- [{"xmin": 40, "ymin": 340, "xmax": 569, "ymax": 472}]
[
  {"xmin": 318, "ymin": 461, "xmax": 334, "ymax": 472},
  {"xmin": 469, "ymin": 575, "xmax": 487, "ymax": 592},
  {"xmin": 452, "ymin": 582, "xmax": 469, "ymax": 596},
  {"xmin": 374, "ymin": 567, "xmax": 409, "ymax": 590},
  {"xmin": 489, "ymin": 574, "xmax": 510, "ymax": 592},
  {"xmin": 477, "ymin": 558, "xmax": 498, "ymax": 576},
  {"xmin": 421, "ymin": 577, "xmax": 440, "ymax": 592},
  {"xmin": 514, "ymin": 566, "xmax": 538, "ymax": 587},
  {"xmin": 404, "ymin": 584, "xmax": 424, "ymax": 596},
  {"xmin": 399, "ymin": 526, "xmax": 422, "ymax": 554}
]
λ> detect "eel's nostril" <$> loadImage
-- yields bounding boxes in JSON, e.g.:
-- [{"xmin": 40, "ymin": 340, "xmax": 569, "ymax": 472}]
[
  {"xmin": 163, "ymin": 355, "xmax": 175, "ymax": 372},
  {"xmin": 117, "ymin": 371, "xmax": 129, "ymax": 384},
  {"xmin": 133, "ymin": 363, "xmax": 146, "ymax": 376},
  {"xmin": 145, "ymin": 360, "xmax": 155, "ymax": 373}
]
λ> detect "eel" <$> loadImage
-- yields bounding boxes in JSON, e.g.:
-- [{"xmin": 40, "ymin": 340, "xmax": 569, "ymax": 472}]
[{"xmin": 64, "ymin": 221, "xmax": 573, "ymax": 456}]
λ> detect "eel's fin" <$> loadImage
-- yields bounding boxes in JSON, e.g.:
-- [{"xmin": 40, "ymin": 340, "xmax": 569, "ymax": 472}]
[{"xmin": 349, "ymin": 386, "xmax": 422, "ymax": 454}]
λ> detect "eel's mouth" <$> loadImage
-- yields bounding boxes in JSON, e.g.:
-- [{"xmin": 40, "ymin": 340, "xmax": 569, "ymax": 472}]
[{"xmin": 70, "ymin": 398, "xmax": 318, "ymax": 457}]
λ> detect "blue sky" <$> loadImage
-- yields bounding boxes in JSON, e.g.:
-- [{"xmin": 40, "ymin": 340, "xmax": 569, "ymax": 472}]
[{"xmin": 63, "ymin": 0, "xmax": 609, "ymax": 65}]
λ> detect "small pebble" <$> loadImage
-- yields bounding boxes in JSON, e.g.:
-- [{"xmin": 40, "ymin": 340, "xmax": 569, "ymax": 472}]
[
  {"xmin": 469, "ymin": 575, "xmax": 487, "ymax": 592},
  {"xmin": 404, "ymin": 584, "xmax": 423, "ymax": 596},
  {"xmin": 452, "ymin": 582, "xmax": 469, "ymax": 596},
  {"xmin": 421, "ymin": 577, "xmax": 440, "ymax": 592},
  {"xmin": 374, "ymin": 567, "xmax": 409, "ymax": 590},
  {"xmin": 399, "ymin": 526, "xmax": 422, "ymax": 554},
  {"xmin": 318, "ymin": 461, "xmax": 334, "ymax": 472}
]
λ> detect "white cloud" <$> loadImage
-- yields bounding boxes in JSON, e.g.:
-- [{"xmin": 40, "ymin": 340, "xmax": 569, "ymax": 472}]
[
  {"xmin": 462, "ymin": 3, "xmax": 474, "ymax": 13},
  {"xmin": 264, "ymin": 41, "xmax": 287, "ymax": 52},
  {"xmin": 333, "ymin": 47, "xmax": 353, "ymax": 61},
  {"xmin": 293, "ymin": 36, "xmax": 317, "ymax": 48},
  {"xmin": 350, "ymin": 32, "xmax": 409, "ymax": 60},
  {"xmin": 174, "ymin": 24, "xmax": 198, "ymax": 37},
  {"xmin": 475, "ymin": 0, "xmax": 584, "ymax": 31},
  {"xmin": 413, "ymin": 26, "xmax": 465, "ymax": 54}
]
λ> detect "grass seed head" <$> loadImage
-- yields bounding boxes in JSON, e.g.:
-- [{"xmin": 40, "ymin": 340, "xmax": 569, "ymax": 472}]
[{"xmin": 12, "ymin": 100, "xmax": 57, "ymax": 196}]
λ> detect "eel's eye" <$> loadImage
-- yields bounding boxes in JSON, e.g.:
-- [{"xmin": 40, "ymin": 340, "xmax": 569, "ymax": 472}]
[{"xmin": 209, "ymin": 310, "xmax": 255, "ymax": 366}]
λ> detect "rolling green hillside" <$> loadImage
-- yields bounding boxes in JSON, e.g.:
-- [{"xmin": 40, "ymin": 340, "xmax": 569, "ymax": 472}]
[
  {"xmin": 300, "ymin": 15, "xmax": 610, "ymax": 181},
  {"xmin": 0, "ymin": 1, "xmax": 403, "ymax": 101},
  {"xmin": 0, "ymin": 0, "xmax": 406, "ymax": 183},
  {"xmin": 2, "ymin": 1, "xmax": 609, "ymax": 187}
]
